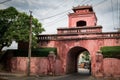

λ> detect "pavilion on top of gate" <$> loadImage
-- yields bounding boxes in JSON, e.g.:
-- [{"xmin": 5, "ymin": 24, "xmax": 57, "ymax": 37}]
[
  {"xmin": 57, "ymin": 5, "xmax": 102, "ymax": 34},
  {"xmin": 38, "ymin": 5, "xmax": 120, "ymax": 41}
]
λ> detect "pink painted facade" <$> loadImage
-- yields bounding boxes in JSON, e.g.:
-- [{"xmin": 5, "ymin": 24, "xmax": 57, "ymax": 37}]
[
  {"xmin": 7, "ymin": 5, "xmax": 120, "ymax": 77},
  {"xmin": 37, "ymin": 5, "xmax": 120, "ymax": 77},
  {"xmin": 103, "ymin": 58, "xmax": 120, "ymax": 77},
  {"xmin": 10, "ymin": 57, "xmax": 63, "ymax": 75},
  {"xmin": 68, "ymin": 6, "xmax": 97, "ymax": 27},
  {"xmin": 38, "ymin": 38, "xmax": 120, "ymax": 76},
  {"xmin": 95, "ymin": 53, "xmax": 120, "ymax": 77}
]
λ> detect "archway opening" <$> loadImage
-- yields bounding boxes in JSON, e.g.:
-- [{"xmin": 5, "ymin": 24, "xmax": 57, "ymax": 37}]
[
  {"xmin": 77, "ymin": 51, "xmax": 91, "ymax": 74},
  {"xmin": 66, "ymin": 46, "xmax": 91, "ymax": 75},
  {"xmin": 76, "ymin": 20, "xmax": 86, "ymax": 27}
]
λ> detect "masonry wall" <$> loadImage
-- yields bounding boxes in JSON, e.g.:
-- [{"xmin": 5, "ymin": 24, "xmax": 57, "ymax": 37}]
[
  {"xmin": 10, "ymin": 57, "xmax": 63, "ymax": 76},
  {"xmin": 95, "ymin": 53, "xmax": 120, "ymax": 78},
  {"xmin": 68, "ymin": 14, "xmax": 96, "ymax": 27},
  {"xmin": 103, "ymin": 58, "xmax": 120, "ymax": 77},
  {"xmin": 38, "ymin": 38, "xmax": 120, "ymax": 77}
]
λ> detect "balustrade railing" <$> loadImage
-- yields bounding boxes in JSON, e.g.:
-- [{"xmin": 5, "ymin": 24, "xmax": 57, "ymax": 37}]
[
  {"xmin": 38, "ymin": 32, "xmax": 120, "ymax": 41},
  {"xmin": 57, "ymin": 26, "xmax": 102, "ymax": 34}
]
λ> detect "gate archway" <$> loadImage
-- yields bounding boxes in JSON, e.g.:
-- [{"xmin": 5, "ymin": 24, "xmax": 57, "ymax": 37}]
[{"xmin": 66, "ymin": 46, "xmax": 91, "ymax": 74}]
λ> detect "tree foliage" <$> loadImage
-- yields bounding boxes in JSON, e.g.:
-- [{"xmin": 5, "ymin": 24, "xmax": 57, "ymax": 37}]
[
  {"xmin": 82, "ymin": 51, "xmax": 90, "ymax": 61},
  {"xmin": 0, "ymin": 7, "xmax": 44, "ymax": 50}
]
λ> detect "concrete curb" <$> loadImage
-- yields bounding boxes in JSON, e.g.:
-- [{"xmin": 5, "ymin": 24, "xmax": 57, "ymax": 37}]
[{"xmin": 0, "ymin": 72, "xmax": 25, "ymax": 77}]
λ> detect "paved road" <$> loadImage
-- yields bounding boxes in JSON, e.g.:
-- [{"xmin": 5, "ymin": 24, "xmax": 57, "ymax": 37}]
[
  {"xmin": 0, "ymin": 69, "xmax": 91, "ymax": 80},
  {"xmin": 1, "ymin": 69, "xmax": 119, "ymax": 80},
  {"xmin": 1, "ymin": 73, "xmax": 91, "ymax": 80}
]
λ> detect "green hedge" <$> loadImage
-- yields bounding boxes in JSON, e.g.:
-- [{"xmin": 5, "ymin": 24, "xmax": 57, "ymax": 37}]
[
  {"xmin": 13, "ymin": 48, "xmax": 57, "ymax": 57},
  {"xmin": 100, "ymin": 46, "xmax": 120, "ymax": 58}
]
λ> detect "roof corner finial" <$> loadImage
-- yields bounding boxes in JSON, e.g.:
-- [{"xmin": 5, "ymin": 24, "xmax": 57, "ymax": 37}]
[
  {"xmin": 72, "ymin": 6, "xmax": 74, "ymax": 8},
  {"xmin": 77, "ymin": 5, "xmax": 80, "ymax": 7}
]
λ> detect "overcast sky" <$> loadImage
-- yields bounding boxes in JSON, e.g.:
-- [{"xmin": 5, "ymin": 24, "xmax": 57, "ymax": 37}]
[
  {"xmin": 0, "ymin": 0, "xmax": 120, "ymax": 49},
  {"xmin": 0, "ymin": 0, "xmax": 120, "ymax": 34}
]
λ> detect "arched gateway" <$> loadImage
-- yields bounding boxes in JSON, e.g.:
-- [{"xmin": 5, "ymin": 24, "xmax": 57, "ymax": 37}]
[
  {"xmin": 38, "ymin": 5, "xmax": 120, "ymax": 76},
  {"xmin": 66, "ymin": 46, "xmax": 89, "ymax": 74}
]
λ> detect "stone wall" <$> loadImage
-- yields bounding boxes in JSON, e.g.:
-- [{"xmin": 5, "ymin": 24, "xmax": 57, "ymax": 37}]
[
  {"xmin": 10, "ymin": 57, "xmax": 63, "ymax": 76},
  {"xmin": 95, "ymin": 53, "xmax": 120, "ymax": 78},
  {"xmin": 103, "ymin": 58, "xmax": 120, "ymax": 77},
  {"xmin": 5, "ymin": 52, "xmax": 120, "ymax": 77}
]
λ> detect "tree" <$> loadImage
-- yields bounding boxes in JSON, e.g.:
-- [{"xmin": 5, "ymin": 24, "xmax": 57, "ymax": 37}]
[
  {"xmin": 82, "ymin": 51, "xmax": 90, "ymax": 61},
  {"xmin": 0, "ymin": 7, "xmax": 44, "ymax": 51}
]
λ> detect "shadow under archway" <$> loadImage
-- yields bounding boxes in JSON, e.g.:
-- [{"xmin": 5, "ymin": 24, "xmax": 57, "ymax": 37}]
[{"xmin": 66, "ymin": 46, "xmax": 91, "ymax": 75}]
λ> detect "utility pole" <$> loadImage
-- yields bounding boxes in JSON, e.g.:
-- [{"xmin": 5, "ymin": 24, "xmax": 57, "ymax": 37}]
[{"xmin": 27, "ymin": 10, "xmax": 32, "ymax": 76}]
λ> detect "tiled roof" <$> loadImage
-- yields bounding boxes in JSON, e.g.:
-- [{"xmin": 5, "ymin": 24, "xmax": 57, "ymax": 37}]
[{"xmin": 73, "ymin": 5, "xmax": 92, "ymax": 10}]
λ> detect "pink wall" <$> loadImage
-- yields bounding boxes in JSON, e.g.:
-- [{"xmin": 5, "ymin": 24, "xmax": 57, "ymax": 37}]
[
  {"xmin": 68, "ymin": 13, "xmax": 97, "ymax": 27},
  {"xmin": 10, "ymin": 57, "xmax": 63, "ymax": 75},
  {"xmin": 9, "ymin": 53, "xmax": 120, "ymax": 77},
  {"xmin": 95, "ymin": 54, "xmax": 120, "ymax": 78},
  {"xmin": 39, "ymin": 38, "xmax": 120, "ymax": 76},
  {"xmin": 36, "ymin": 5, "xmax": 120, "ymax": 77},
  {"xmin": 103, "ymin": 58, "xmax": 120, "ymax": 77},
  {"xmin": 11, "ymin": 57, "xmax": 27, "ymax": 73}
]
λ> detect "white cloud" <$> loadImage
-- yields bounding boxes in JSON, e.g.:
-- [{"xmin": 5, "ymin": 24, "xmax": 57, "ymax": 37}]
[
  {"xmin": 1, "ymin": 0, "xmax": 119, "ymax": 50},
  {"xmin": 0, "ymin": 0, "xmax": 119, "ymax": 33}
]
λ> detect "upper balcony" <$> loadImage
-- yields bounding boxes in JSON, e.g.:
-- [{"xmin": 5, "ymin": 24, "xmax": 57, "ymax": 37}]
[{"xmin": 57, "ymin": 26, "xmax": 102, "ymax": 34}]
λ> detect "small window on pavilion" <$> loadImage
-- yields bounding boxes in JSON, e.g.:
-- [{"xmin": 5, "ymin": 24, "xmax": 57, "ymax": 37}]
[{"xmin": 76, "ymin": 20, "xmax": 86, "ymax": 27}]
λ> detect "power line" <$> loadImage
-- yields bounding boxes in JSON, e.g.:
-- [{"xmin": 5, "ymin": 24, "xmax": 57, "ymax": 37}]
[
  {"xmin": 93, "ymin": 0, "xmax": 107, "ymax": 7},
  {"xmin": 42, "ymin": 0, "xmax": 67, "ymax": 15},
  {"xmin": 40, "ymin": 0, "xmax": 72, "ymax": 20},
  {"xmin": 40, "ymin": 0, "xmax": 94, "ymax": 24},
  {"xmin": 39, "ymin": 9, "xmax": 71, "ymax": 20},
  {"xmin": 118, "ymin": 0, "xmax": 120, "ymax": 28},
  {"xmin": 111, "ymin": 0, "xmax": 115, "ymax": 27},
  {"xmin": 0, "ymin": 0, "xmax": 11, "ymax": 4},
  {"xmin": 82, "ymin": 0, "xmax": 93, "ymax": 5},
  {"xmin": 80, "ymin": 0, "xmax": 89, "ymax": 4},
  {"xmin": 41, "ymin": 1, "xmax": 75, "ymax": 25},
  {"xmin": 117, "ymin": 0, "xmax": 119, "ymax": 27},
  {"xmin": 115, "ymin": 0, "xmax": 120, "ymax": 31},
  {"xmin": 41, "ymin": 0, "xmax": 111, "ymax": 29},
  {"xmin": 43, "ymin": 15, "xmax": 67, "ymax": 27},
  {"xmin": 42, "ymin": 13, "xmax": 67, "ymax": 25},
  {"xmin": 41, "ymin": 0, "xmax": 106, "ymax": 28},
  {"xmin": 40, "ymin": 0, "xmax": 95, "ymax": 21}
]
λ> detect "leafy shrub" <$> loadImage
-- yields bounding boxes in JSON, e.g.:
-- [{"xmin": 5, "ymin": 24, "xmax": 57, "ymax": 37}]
[
  {"xmin": 100, "ymin": 46, "xmax": 120, "ymax": 58},
  {"xmin": 13, "ymin": 47, "xmax": 57, "ymax": 57}
]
